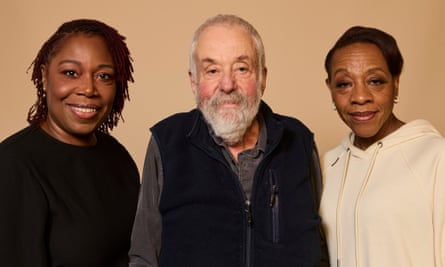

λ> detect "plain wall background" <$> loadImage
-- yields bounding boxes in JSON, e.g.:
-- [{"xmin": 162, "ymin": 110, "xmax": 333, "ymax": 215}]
[{"xmin": 1, "ymin": 0, "xmax": 444, "ymax": 174}]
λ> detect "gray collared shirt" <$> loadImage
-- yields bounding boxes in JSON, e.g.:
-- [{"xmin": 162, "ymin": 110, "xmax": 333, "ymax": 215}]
[{"xmin": 212, "ymin": 114, "xmax": 266, "ymax": 200}]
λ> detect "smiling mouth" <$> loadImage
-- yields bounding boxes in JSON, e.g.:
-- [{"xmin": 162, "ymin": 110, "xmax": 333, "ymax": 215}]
[
  {"xmin": 350, "ymin": 111, "xmax": 375, "ymax": 121},
  {"xmin": 68, "ymin": 104, "xmax": 101, "ymax": 120},
  {"xmin": 72, "ymin": 106, "xmax": 97, "ymax": 113}
]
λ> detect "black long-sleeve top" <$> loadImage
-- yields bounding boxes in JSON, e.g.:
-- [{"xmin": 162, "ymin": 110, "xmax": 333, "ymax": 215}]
[{"xmin": 0, "ymin": 125, "xmax": 140, "ymax": 266}]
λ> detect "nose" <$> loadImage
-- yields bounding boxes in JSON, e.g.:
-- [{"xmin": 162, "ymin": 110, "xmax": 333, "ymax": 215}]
[
  {"xmin": 351, "ymin": 82, "xmax": 372, "ymax": 104},
  {"xmin": 219, "ymin": 71, "xmax": 236, "ymax": 93},
  {"xmin": 78, "ymin": 74, "xmax": 97, "ymax": 97}
]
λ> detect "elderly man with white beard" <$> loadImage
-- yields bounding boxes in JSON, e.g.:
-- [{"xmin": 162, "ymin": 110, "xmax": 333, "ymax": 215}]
[{"xmin": 129, "ymin": 14, "xmax": 329, "ymax": 267}]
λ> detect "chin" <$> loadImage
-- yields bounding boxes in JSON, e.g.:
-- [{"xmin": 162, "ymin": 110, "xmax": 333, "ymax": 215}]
[
  {"xmin": 350, "ymin": 125, "xmax": 377, "ymax": 137},
  {"xmin": 353, "ymin": 130, "xmax": 379, "ymax": 140},
  {"xmin": 72, "ymin": 125, "xmax": 99, "ymax": 135}
]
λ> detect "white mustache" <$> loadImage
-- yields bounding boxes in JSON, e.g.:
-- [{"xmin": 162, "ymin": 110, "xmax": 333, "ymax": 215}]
[{"xmin": 210, "ymin": 92, "xmax": 243, "ymax": 107}]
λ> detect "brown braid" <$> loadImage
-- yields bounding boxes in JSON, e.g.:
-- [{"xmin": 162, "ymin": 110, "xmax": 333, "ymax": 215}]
[{"xmin": 27, "ymin": 19, "xmax": 134, "ymax": 133}]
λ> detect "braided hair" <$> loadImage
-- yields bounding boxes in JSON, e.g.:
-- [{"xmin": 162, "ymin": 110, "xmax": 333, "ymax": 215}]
[{"xmin": 27, "ymin": 19, "xmax": 134, "ymax": 133}]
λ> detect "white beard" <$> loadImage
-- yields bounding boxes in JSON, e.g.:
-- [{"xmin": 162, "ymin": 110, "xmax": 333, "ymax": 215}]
[{"xmin": 197, "ymin": 88, "xmax": 261, "ymax": 146}]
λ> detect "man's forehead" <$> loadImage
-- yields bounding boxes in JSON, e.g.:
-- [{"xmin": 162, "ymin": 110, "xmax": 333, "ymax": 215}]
[
  {"xmin": 195, "ymin": 28, "xmax": 256, "ymax": 61},
  {"xmin": 197, "ymin": 25, "xmax": 254, "ymax": 47}
]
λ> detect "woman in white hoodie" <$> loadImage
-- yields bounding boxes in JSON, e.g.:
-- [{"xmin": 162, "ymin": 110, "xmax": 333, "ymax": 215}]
[{"xmin": 320, "ymin": 26, "xmax": 445, "ymax": 267}]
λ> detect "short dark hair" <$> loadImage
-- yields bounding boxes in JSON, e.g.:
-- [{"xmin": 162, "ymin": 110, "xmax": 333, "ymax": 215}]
[
  {"xmin": 324, "ymin": 26, "xmax": 403, "ymax": 81},
  {"xmin": 27, "ymin": 19, "xmax": 134, "ymax": 133}
]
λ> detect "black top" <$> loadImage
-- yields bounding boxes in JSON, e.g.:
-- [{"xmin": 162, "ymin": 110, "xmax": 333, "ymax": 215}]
[{"xmin": 0, "ymin": 125, "xmax": 140, "ymax": 266}]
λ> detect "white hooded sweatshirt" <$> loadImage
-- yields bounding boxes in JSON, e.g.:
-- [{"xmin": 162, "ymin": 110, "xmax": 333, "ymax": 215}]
[{"xmin": 320, "ymin": 120, "xmax": 445, "ymax": 267}]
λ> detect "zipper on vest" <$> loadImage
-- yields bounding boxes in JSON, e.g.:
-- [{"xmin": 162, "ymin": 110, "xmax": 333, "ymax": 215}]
[
  {"xmin": 245, "ymin": 199, "xmax": 253, "ymax": 267},
  {"xmin": 269, "ymin": 170, "xmax": 280, "ymax": 243},
  {"xmin": 245, "ymin": 199, "xmax": 253, "ymax": 226}
]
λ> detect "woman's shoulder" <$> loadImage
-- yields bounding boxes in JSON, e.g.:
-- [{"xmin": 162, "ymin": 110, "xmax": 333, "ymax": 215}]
[
  {"xmin": 96, "ymin": 131, "xmax": 128, "ymax": 151},
  {"xmin": 95, "ymin": 132, "xmax": 136, "ymax": 162},
  {"xmin": 0, "ymin": 125, "xmax": 41, "ymax": 155},
  {"xmin": 401, "ymin": 120, "xmax": 445, "ymax": 151}
]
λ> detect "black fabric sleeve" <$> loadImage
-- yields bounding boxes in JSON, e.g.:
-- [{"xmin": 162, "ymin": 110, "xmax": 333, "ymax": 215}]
[{"xmin": 0, "ymin": 153, "xmax": 49, "ymax": 266}]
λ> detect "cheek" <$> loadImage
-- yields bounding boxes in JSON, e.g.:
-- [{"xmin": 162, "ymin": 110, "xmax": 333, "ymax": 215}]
[
  {"xmin": 101, "ymin": 87, "xmax": 117, "ymax": 109},
  {"xmin": 46, "ymin": 79, "xmax": 71, "ymax": 99},
  {"xmin": 332, "ymin": 94, "xmax": 345, "ymax": 108},
  {"xmin": 332, "ymin": 96, "xmax": 350, "ymax": 119},
  {"xmin": 196, "ymin": 80, "xmax": 217, "ymax": 100},
  {"xmin": 378, "ymin": 98, "xmax": 395, "ymax": 119},
  {"xmin": 106, "ymin": 87, "xmax": 117, "ymax": 102},
  {"xmin": 239, "ymin": 79, "xmax": 259, "ymax": 97},
  {"xmin": 379, "ymin": 93, "xmax": 395, "ymax": 109}
]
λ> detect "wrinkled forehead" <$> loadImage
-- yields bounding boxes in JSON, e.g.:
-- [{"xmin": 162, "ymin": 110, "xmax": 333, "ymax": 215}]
[{"xmin": 195, "ymin": 24, "xmax": 257, "ymax": 61}]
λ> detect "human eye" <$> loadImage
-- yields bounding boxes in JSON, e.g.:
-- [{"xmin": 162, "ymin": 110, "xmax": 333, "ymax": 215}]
[
  {"xmin": 97, "ymin": 72, "xmax": 114, "ymax": 80},
  {"xmin": 207, "ymin": 68, "xmax": 218, "ymax": 75},
  {"xmin": 238, "ymin": 67, "xmax": 249, "ymax": 74},
  {"xmin": 331, "ymin": 77, "xmax": 352, "ymax": 94},
  {"xmin": 335, "ymin": 81, "xmax": 351, "ymax": 88},
  {"xmin": 234, "ymin": 63, "xmax": 251, "ymax": 75},
  {"xmin": 203, "ymin": 65, "xmax": 221, "ymax": 79},
  {"xmin": 368, "ymin": 78, "xmax": 386, "ymax": 86},
  {"xmin": 62, "ymin": 70, "xmax": 78, "ymax": 78},
  {"xmin": 95, "ymin": 71, "xmax": 115, "ymax": 86},
  {"xmin": 238, "ymin": 66, "xmax": 248, "ymax": 72}
]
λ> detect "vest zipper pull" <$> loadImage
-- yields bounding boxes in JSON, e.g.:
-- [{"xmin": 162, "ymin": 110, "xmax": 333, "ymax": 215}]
[
  {"xmin": 270, "ymin": 184, "xmax": 278, "ymax": 207},
  {"xmin": 245, "ymin": 200, "xmax": 253, "ymax": 226}
]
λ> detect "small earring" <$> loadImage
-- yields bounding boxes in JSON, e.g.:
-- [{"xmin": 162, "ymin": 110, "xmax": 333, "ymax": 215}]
[
  {"xmin": 332, "ymin": 102, "xmax": 337, "ymax": 111},
  {"xmin": 394, "ymin": 96, "xmax": 399, "ymax": 104}
]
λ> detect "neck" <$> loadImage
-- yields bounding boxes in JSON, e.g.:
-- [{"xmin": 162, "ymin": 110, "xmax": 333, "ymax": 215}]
[
  {"xmin": 354, "ymin": 116, "xmax": 405, "ymax": 150},
  {"xmin": 40, "ymin": 121, "xmax": 97, "ymax": 146}
]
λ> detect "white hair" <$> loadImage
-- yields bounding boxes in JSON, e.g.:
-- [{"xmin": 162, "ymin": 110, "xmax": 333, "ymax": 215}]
[{"xmin": 188, "ymin": 14, "xmax": 266, "ymax": 85}]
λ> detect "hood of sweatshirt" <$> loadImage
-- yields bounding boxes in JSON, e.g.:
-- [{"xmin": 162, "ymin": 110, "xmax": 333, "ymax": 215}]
[{"xmin": 325, "ymin": 119, "xmax": 442, "ymax": 166}]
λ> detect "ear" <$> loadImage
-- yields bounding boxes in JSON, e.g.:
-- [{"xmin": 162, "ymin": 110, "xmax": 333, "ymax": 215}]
[
  {"xmin": 325, "ymin": 77, "xmax": 331, "ymax": 89},
  {"xmin": 325, "ymin": 77, "xmax": 336, "ymax": 104},
  {"xmin": 41, "ymin": 65, "xmax": 48, "ymax": 89},
  {"xmin": 393, "ymin": 75, "xmax": 400, "ymax": 98},
  {"xmin": 188, "ymin": 70, "xmax": 197, "ymax": 95},
  {"xmin": 260, "ymin": 67, "xmax": 268, "ymax": 95},
  {"xmin": 325, "ymin": 77, "xmax": 335, "ymax": 98}
]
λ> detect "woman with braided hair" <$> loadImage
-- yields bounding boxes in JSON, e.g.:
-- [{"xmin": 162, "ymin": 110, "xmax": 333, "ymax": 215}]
[{"xmin": 0, "ymin": 19, "xmax": 139, "ymax": 266}]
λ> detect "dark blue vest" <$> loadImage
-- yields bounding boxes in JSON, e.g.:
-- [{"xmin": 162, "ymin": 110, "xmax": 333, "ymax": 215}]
[{"xmin": 152, "ymin": 102, "xmax": 321, "ymax": 267}]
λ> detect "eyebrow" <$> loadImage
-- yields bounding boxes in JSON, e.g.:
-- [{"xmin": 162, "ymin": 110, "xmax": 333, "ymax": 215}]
[
  {"xmin": 57, "ymin": 60, "xmax": 114, "ymax": 69},
  {"xmin": 366, "ymin": 67, "xmax": 386, "ymax": 73},
  {"xmin": 332, "ymin": 66, "xmax": 386, "ymax": 76},
  {"xmin": 58, "ymin": 59, "xmax": 80, "ymax": 66},
  {"xmin": 201, "ymin": 58, "xmax": 216, "ymax": 65},
  {"xmin": 200, "ymin": 55, "xmax": 251, "ymax": 64},
  {"xmin": 236, "ymin": 55, "xmax": 250, "ymax": 61},
  {"xmin": 332, "ymin": 68, "xmax": 348, "ymax": 76}
]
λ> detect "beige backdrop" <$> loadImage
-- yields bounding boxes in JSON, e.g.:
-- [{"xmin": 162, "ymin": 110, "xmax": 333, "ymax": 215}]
[{"xmin": 1, "ymin": 0, "xmax": 444, "ymax": 174}]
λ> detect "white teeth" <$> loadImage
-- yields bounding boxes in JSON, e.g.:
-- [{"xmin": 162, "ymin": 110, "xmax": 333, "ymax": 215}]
[{"xmin": 72, "ymin": 106, "xmax": 97, "ymax": 113}]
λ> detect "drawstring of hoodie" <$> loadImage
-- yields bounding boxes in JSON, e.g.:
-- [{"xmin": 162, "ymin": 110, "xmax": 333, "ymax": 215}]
[
  {"xmin": 335, "ymin": 142, "xmax": 383, "ymax": 267},
  {"xmin": 335, "ymin": 147, "xmax": 351, "ymax": 267},
  {"xmin": 354, "ymin": 141, "xmax": 382, "ymax": 265}
]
